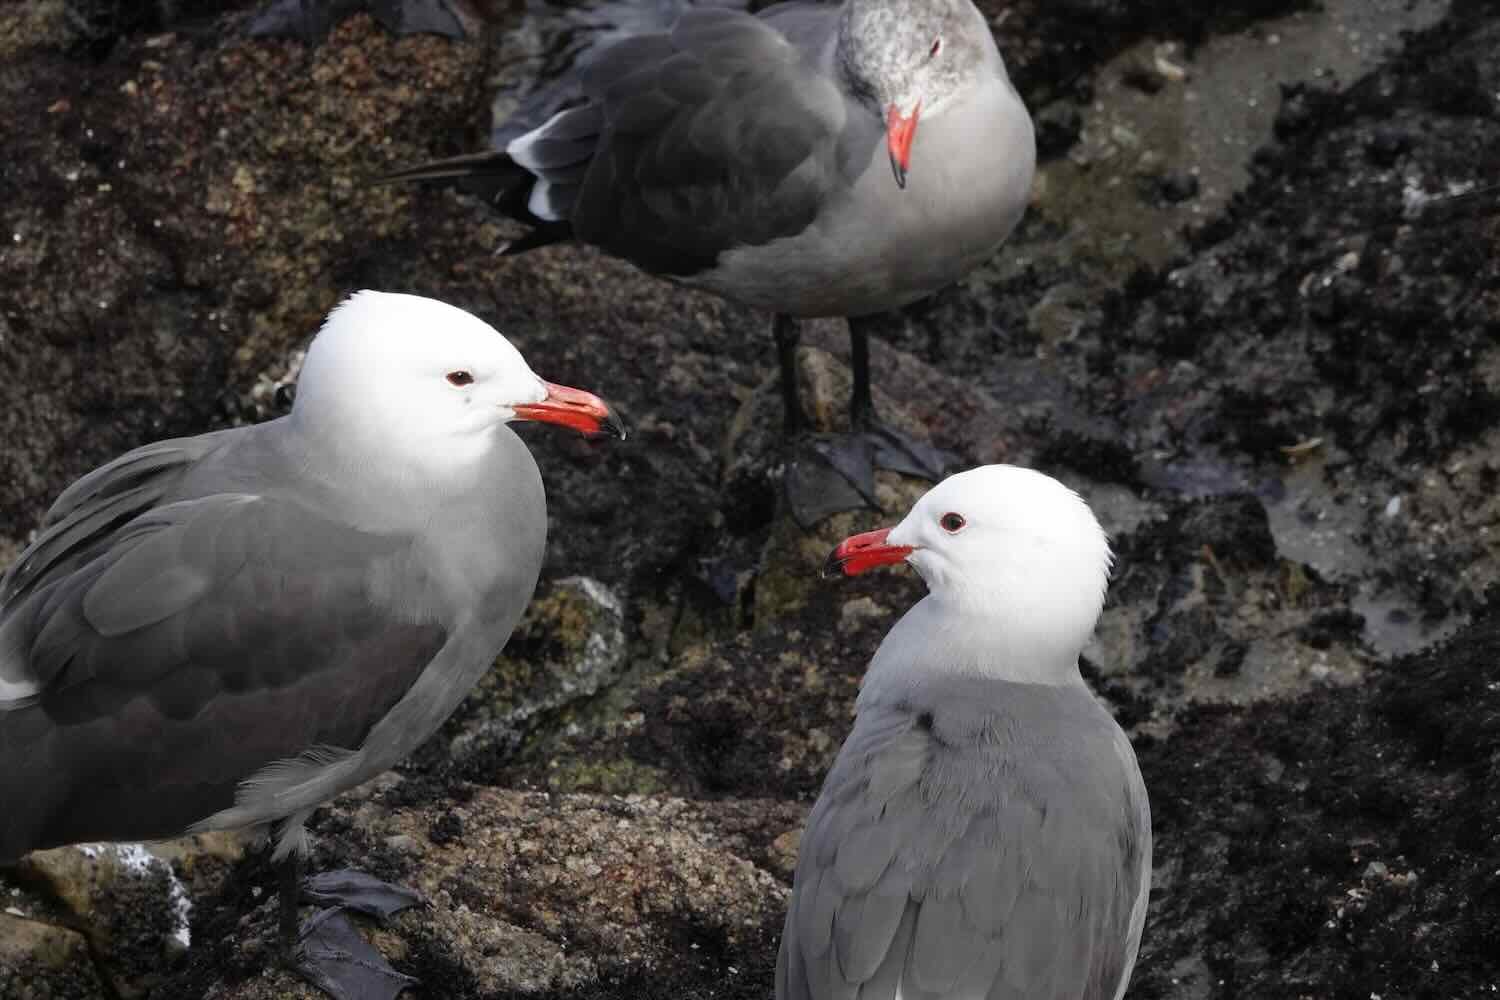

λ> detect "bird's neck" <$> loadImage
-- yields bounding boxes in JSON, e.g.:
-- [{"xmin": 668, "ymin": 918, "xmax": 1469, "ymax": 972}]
[
  {"xmin": 860, "ymin": 594, "xmax": 1089, "ymax": 701},
  {"xmin": 831, "ymin": 0, "xmax": 885, "ymax": 111},
  {"xmin": 281, "ymin": 413, "xmax": 512, "ymax": 530}
]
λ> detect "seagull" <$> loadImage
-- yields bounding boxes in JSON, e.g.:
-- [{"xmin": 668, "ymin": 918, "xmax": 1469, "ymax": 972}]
[
  {"xmin": 380, "ymin": 0, "xmax": 1036, "ymax": 525},
  {"xmin": 779, "ymin": 465, "xmax": 1151, "ymax": 1000},
  {"xmin": 0, "ymin": 290, "xmax": 623, "ymax": 1000}
]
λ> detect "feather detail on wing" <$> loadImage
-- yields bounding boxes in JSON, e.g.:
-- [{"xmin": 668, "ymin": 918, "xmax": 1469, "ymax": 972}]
[
  {"xmin": 0, "ymin": 467, "xmax": 448, "ymax": 855},
  {"xmin": 379, "ymin": 6, "xmax": 850, "ymax": 276},
  {"xmin": 776, "ymin": 683, "xmax": 1150, "ymax": 1000}
]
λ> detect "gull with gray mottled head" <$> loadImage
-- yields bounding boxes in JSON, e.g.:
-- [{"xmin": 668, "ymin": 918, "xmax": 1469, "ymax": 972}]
[{"xmin": 381, "ymin": 0, "xmax": 1035, "ymax": 525}]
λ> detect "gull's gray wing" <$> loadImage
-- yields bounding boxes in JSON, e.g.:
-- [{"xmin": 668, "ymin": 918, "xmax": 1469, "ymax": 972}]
[
  {"xmin": 776, "ymin": 679, "xmax": 1151, "ymax": 1000},
  {"xmin": 0, "ymin": 461, "xmax": 447, "ymax": 859},
  {"xmin": 0, "ymin": 432, "xmax": 231, "ymax": 616},
  {"xmin": 519, "ymin": 6, "xmax": 858, "ymax": 276}
]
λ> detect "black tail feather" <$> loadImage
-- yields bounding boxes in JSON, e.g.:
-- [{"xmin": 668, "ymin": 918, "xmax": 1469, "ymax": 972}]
[
  {"xmin": 374, "ymin": 150, "xmax": 574, "ymax": 255},
  {"xmin": 373, "ymin": 150, "xmax": 526, "ymax": 203}
]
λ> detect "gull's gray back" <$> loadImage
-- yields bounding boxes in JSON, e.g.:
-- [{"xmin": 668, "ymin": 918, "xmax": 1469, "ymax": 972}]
[
  {"xmin": 562, "ymin": 5, "xmax": 854, "ymax": 277},
  {"xmin": 776, "ymin": 673, "xmax": 1150, "ymax": 1000},
  {"xmin": 0, "ymin": 419, "xmax": 545, "ymax": 860}
]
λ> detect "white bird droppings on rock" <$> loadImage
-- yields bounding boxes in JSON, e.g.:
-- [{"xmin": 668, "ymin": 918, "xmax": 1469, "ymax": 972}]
[{"xmin": 76, "ymin": 843, "xmax": 194, "ymax": 950}]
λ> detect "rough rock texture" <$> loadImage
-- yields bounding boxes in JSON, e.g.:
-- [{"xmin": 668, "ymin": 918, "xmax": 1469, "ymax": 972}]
[
  {"xmin": 3, "ymin": 0, "xmax": 1499, "ymax": 997},
  {"xmin": 10, "ymin": 837, "xmax": 244, "ymax": 997},
  {"xmin": 0, "ymin": 913, "xmax": 105, "ymax": 1000},
  {"xmin": 1131, "ymin": 595, "xmax": 1500, "ymax": 999},
  {"xmin": 143, "ymin": 783, "xmax": 795, "ymax": 1000}
]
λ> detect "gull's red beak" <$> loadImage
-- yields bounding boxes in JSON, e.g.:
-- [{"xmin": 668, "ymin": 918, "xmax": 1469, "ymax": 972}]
[
  {"xmin": 825, "ymin": 526, "xmax": 914, "ymax": 578},
  {"xmin": 513, "ymin": 381, "xmax": 626, "ymax": 439},
  {"xmin": 886, "ymin": 101, "xmax": 921, "ymax": 189}
]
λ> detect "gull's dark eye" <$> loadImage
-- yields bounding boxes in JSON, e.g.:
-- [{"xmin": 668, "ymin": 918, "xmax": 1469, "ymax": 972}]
[
  {"xmin": 929, "ymin": 37, "xmax": 942, "ymax": 58},
  {"xmin": 446, "ymin": 370, "xmax": 475, "ymax": 387},
  {"xmin": 940, "ymin": 511, "xmax": 965, "ymax": 533}
]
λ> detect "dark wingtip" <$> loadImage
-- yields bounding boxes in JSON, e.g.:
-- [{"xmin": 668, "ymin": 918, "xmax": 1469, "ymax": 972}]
[
  {"xmin": 369, "ymin": 165, "xmax": 462, "ymax": 187},
  {"xmin": 370, "ymin": 151, "xmax": 516, "ymax": 188},
  {"xmin": 498, "ymin": 223, "xmax": 573, "ymax": 256}
]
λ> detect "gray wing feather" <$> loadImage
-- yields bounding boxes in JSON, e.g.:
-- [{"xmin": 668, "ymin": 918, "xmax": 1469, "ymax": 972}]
[
  {"xmin": 910, "ymin": 895, "xmax": 987, "ymax": 995},
  {"xmin": 0, "ymin": 434, "xmax": 224, "ymax": 609},
  {"xmin": 80, "ymin": 497, "xmax": 245, "ymax": 636},
  {"xmin": 559, "ymin": 6, "xmax": 847, "ymax": 275},
  {"xmin": 0, "ymin": 475, "xmax": 448, "ymax": 857},
  {"xmin": 860, "ymin": 902, "xmax": 917, "ymax": 1000},
  {"xmin": 777, "ymin": 685, "xmax": 1150, "ymax": 1000},
  {"xmin": 834, "ymin": 885, "xmax": 906, "ymax": 983}
]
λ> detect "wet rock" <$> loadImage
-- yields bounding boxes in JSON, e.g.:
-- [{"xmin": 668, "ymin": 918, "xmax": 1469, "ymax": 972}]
[
  {"xmin": 1034, "ymin": 102, "xmax": 1084, "ymax": 160},
  {"xmin": 1364, "ymin": 124, "xmax": 1415, "ymax": 166},
  {"xmin": 631, "ymin": 633, "xmax": 851, "ymax": 799},
  {"xmin": 1132, "ymin": 593, "xmax": 1500, "ymax": 999},
  {"xmin": 1035, "ymin": 426, "xmax": 1143, "ymax": 487},
  {"xmin": 1177, "ymin": 493, "xmax": 1278, "ymax": 569},
  {"xmin": 1154, "ymin": 168, "xmax": 1201, "ymax": 204},
  {"xmin": 491, "ymin": 552, "xmax": 914, "ymax": 804},
  {"xmin": 1298, "ymin": 607, "xmax": 1366, "ymax": 649},
  {"xmin": 1094, "ymin": 492, "xmax": 1363, "ymax": 709},
  {"xmin": 1273, "ymin": 81, "xmax": 1341, "ymax": 139},
  {"xmin": 1093, "ymin": 6, "xmax": 1500, "ymax": 657},
  {"xmin": 59, "ymin": 0, "xmax": 187, "ymax": 47},
  {"xmin": 0, "ymin": 912, "xmax": 105, "ymax": 1000},
  {"xmin": 1120, "ymin": 58, "xmax": 1167, "ymax": 94}
]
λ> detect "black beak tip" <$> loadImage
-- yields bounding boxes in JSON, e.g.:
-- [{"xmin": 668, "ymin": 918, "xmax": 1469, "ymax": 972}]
[
  {"xmin": 822, "ymin": 549, "xmax": 846, "ymax": 580},
  {"xmin": 890, "ymin": 153, "xmax": 908, "ymax": 189},
  {"xmin": 595, "ymin": 402, "xmax": 627, "ymax": 441}
]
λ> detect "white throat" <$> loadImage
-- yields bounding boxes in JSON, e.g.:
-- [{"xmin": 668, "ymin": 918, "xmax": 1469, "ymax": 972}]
[
  {"xmin": 859, "ymin": 592, "xmax": 1089, "ymax": 705},
  {"xmin": 282, "ymin": 410, "xmax": 514, "ymax": 531}
]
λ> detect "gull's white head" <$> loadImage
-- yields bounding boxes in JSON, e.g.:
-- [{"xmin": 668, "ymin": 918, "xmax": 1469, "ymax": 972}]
[
  {"xmin": 291, "ymin": 291, "xmax": 621, "ymax": 469},
  {"xmin": 829, "ymin": 465, "xmax": 1112, "ymax": 668}
]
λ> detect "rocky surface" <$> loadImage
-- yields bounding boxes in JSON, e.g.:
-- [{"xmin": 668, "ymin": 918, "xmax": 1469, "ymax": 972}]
[{"xmin": 2, "ymin": 0, "xmax": 1499, "ymax": 997}]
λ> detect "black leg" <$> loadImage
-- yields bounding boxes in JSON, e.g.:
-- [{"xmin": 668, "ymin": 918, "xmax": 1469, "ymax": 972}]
[
  {"xmin": 773, "ymin": 313, "xmax": 803, "ymax": 436},
  {"xmin": 822, "ymin": 314, "xmax": 959, "ymax": 484},
  {"xmin": 277, "ymin": 851, "xmax": 302, "ymax": 957},
  {"xmin": 848, "ymin": 318, "xmax": 874, "ymax": 430},
  {"xmin": 777, "ymin": 313, "xmax": 955, "ymax": 527}
]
